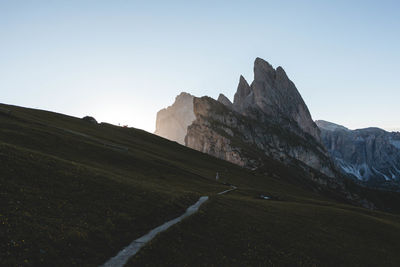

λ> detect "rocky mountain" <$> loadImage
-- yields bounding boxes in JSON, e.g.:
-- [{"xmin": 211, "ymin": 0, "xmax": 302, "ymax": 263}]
[
  {"xmin": 154, "ymin": 92, "xmax": 196, "ymax": 145},
  {"xmin": 233, "ymin": 58, "xmax": 321, "ymax": 142},
  {"xmin": 317, "ymin": 120, "xmax": 400, "ymax": 190},
  {"xmin": 156, "ymin": 58, "xmax": 338, "ymax": 186}
]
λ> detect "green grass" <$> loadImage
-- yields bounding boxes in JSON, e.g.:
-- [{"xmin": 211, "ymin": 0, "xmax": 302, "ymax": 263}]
[
  {"xmin": 1, "ymin": 103, "xmax": 400, "ymax": 266},
  {"xmin": 130, "ymin": 192, "xmax": 400, "ymax": 266}
]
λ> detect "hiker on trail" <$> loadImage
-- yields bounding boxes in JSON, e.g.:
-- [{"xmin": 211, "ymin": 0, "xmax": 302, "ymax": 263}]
[{"xmin": 216, "ymin": 172, "xmax": 219, "ymax": 181}]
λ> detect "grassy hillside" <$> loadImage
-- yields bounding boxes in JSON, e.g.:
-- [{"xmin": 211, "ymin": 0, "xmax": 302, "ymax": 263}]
[
  {"xmin": 1, "ymin": 103, "xmax": 400, "ymax": 266},
  {"xmin": 130, "ymin": 188, "xmax": 400, "ymax": 266}
]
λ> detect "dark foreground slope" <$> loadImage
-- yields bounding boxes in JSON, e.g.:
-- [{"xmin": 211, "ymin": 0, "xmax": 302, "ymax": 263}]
[{"xmin": 1, "ymin": 103, "xmax": 400, "ymax": 266}]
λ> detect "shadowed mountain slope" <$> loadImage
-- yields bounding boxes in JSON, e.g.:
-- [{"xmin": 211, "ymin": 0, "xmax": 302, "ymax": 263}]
[{"xmin": 1, "ymin": 103, "xmax": 400, "ymax": 266}]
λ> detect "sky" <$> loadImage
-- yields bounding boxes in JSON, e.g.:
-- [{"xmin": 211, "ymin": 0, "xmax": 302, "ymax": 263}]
[{"xmin": 1, "ymin": 0, "xmax": 399, "ymax": 132}]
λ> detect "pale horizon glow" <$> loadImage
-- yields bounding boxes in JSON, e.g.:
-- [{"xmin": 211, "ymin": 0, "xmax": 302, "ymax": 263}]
[{"xmin": 1, "ymin": 1, "xmax": 399, "ymax": 133}]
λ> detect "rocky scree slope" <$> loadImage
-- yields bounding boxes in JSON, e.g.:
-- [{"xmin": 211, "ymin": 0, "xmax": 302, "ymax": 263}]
[{"xmin": 317, "ymin": 120, "xmax": 400, "ymax": 191}]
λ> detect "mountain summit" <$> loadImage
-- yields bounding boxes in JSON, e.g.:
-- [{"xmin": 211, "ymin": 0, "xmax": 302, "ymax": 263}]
[
  {"xmin": 156, "ymin": 58, "xmax": 336, "ymax": 184},
  {"xmin": 232, "ymin": 58, "xmax": 320, "ymax": 142},
  {"xmin": 155, "ymin": 58, "xmax": 400, "ymax": 193}
]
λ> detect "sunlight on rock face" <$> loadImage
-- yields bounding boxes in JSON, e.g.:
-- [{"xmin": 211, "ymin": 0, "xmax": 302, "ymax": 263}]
[{"xmin": 155, "ymin": 92, "xmax": 196, "ymax": 145}]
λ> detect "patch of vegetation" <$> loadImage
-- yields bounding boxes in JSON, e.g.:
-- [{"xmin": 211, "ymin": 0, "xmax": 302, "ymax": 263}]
[
  {"xmin": 1, "ymin": 103, "xmax": 400, "ymax": 266},
  {"xmin": 130, "ymin": 193, "xmax": 400, "ymax": 267}
]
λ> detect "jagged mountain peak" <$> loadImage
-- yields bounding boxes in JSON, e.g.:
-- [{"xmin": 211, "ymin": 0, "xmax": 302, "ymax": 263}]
[
  {"xmin": 155, "ymin": 58, "xmax": 321, "ymax": 145},
  {"xmin": 232, "ymin": 57, "xmax": 320, "ymax": 141},
  {"xmin": 239, "ymin": 74, "xmax": 248, "ymax": 83},
  {"xmin": 233, "ymin": 75, "xmax": 251, "ymax": 107},
  {"xmin": 253, "ymin": 58, "xmax": 289, "ymax": 84},
  {"xmin": 217, "ymin": 93, "xmax": 233, "ymax": 108},
  {"xmin": 254, "ymin": 57, "xmax": 275, "ymax": 81},
  {"xmin": 156, "ymin": 57, "xmax": 334, "ymax": 178}
]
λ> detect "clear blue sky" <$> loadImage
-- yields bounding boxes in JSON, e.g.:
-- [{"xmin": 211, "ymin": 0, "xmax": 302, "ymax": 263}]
[{"xmin": 1, "ymin": 0, "xmax": 399, "ymax": 132}]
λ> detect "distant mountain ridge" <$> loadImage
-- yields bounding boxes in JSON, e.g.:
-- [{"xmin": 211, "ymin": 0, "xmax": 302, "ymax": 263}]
[{"xmin": 317, "ymin": 120, "xmax": 400, "ymax": 191}]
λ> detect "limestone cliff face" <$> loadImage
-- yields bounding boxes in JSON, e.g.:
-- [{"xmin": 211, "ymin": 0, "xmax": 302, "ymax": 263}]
[
  {"xmin": 186, "ymin": 96, "xmax": 335, "ymax": 178},
  {"xmin": 234, "ymin": 58, "xmax": 321, "ymax": 142},
  {"xmin": 155, "ymin": 92, "xmax": 195, "ymax": 145},
  {"xmin": 317, "ymin": 120, "xmax": 400, "ymax": 190},
  {"xmin": 217, "ymin": 93, "xmax": 233, "ymax": 109},
  {"xmin": 156, "ymin": 58, "xmax": 335, "ymax": 178}
]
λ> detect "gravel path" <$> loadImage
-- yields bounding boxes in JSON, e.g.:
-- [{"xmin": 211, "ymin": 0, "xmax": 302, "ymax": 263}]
[{"xmin": 101, "ymin": 185, "xmax": 237, "ymax": 267}]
